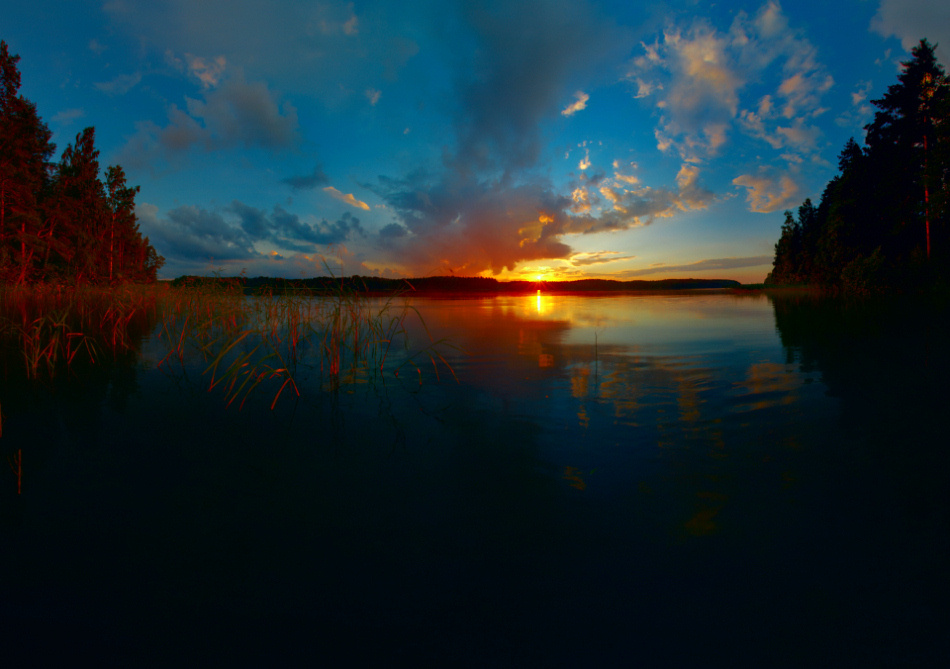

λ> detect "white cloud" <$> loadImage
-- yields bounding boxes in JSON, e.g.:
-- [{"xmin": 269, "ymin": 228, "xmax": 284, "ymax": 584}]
[
  {"xmin": 629, "ymin": 1, "xmax": 832, "ymax": 161},
  {"xmin": 775, "ymin": 120, "xmax": 821, "ymax": 152},
  {"xmin": 732, "ymin": 171, "xmax": 800, "ymax": 213},
  {"xmin": 777, "ymin": 71, "xmax": 834, "ymax": 119},
  {"xmin": 561, "ymin": 91, "xmax": 590, "ymax": 116},
  {"xmin": 836, "ymin": 80, "xmax": 875, "ymax": 128}
]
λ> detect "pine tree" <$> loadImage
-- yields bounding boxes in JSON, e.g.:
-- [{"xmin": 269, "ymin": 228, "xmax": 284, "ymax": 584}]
[
  {"xmin": 47, "ymin": 127, "xmax": 108, "ymax": 283},
  {"xmin": 0, "ymin": 40, "xmax": 55, "ymax": 284},
  {"xmin": 2, "ymin": 41, "xmax": 169, "ymax": 285},
  {"xmin": 864, "ymin": 39, "xmax": 947, "ymax": 262},
  {"xmin": 768, "ymin": 40, "xmax": 950, "ymax": 291},
  {"xmin": 105, "ymin": 165, "xmax": 140, "ymax": 283}
]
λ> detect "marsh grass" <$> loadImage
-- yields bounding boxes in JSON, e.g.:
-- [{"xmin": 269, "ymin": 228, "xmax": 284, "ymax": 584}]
[
  {"xmin": 0, "ymin": 283, "xmax": 163, "ymax": 379},
  {"xmin": 154, "ymin": 273, "xmax": 459, "ymax": 409},
  {"xmin": 0, "ymin": 274, "xmax": 458, "ymax": 410}
]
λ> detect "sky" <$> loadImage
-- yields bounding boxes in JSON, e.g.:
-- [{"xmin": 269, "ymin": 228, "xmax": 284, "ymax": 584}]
[{"xmin": 4, "ymin": 0, "xmax": 950, "ymax": 282}]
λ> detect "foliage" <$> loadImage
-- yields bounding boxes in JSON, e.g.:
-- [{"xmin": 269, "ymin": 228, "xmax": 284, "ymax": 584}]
[
  {"xmin": 767, "ymin": 39, "xmax": 950, "ymax": 293},
  {"xmin": 0, "ymin": 40, "xmax": 164, "ymax": 285}
]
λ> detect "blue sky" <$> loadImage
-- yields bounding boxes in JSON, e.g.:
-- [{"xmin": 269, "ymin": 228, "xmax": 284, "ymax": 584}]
[{"xmin": 4, "ymin": 0, "xmax": 949, "ymax": 282}]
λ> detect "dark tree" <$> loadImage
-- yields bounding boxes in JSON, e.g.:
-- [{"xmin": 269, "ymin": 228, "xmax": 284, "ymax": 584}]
[
  {"xmin": 864, "ymin": 40, "xmax": 947, "ymax": 263},
  {"xmin": 0, "ymin": 40, "xmax": 164, "ymax": 285},
  {"xmin": 0, "ymin": 40, "xmax": 55, "ymax": 284},
  {"xmin": 767, "ymin": 39, "xmax": 950, "ymax": 292},
  {"xmin": 48, "ymin": 127, "xmax": 108, "ymax": 283},
  {"xmin": 105, "ymin": 165, "xmax": 140, "ymax": 283}
]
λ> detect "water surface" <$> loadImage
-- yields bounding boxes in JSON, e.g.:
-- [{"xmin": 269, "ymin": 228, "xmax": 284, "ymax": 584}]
[{"xmin": 2, "ymin": 292, "xmax": 947, "ymax": 666}]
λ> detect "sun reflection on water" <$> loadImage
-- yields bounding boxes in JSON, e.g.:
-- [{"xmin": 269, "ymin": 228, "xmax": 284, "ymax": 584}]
[{"xmin": 534, "ymin": 291, "xmax": 553, "ymax": 316}]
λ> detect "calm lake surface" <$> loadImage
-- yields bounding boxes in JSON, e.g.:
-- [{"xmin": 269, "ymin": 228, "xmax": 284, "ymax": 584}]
[{"xmin": 2, "ymin": 291, "xmax": 948, "ymax": 666}]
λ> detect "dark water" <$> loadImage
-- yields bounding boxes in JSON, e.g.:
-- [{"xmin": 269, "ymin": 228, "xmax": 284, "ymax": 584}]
[{"xmin": 1, "ymin": 292, "xmax": 948, "ymax": 666}]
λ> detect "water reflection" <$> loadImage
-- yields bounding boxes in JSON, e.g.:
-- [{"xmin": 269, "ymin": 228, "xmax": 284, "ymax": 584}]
[{"xmin": 2, "ymin": 291, "xmax": 947, "ymax": 665}]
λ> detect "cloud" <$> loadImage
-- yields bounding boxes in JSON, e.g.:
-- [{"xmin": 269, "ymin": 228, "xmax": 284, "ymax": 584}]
[
  {"xmin": 138, "ymin": 202, "xmax": 257, "ymax": 262},
  {"xmin": 561, "ymin": 91, "xmax": 590, "ymax": 116},
  {"xmin": 379, "ymin": 223, "xmax": 408, "ymax": 239},
  {"xmin": 732, "ymin": 170, "xmax": 800, "ymax": 213},
  {"xmin": 568, "ymin": 250, "xmax": 635, "ymax": 266},
  {"xmin": 119, "ymin": 71, "xmax": 299, "ymax": 167},
  {"xmin": 618, "ymin": 255, "xmax": 773, "ymax": 277},
  {"xmin": 835, "ymin": 80, "xmax": 875, "ymax": 128},
  {"xmin": 629, "ymin": 21, "xmax": 742, "ymax": 159},
  {"xmin": 186, "ymin": 75, "xmax": 299, "ymax": 148},
  {"xmin": 776, "ymin": 70, "xmax": 833, "ymax": 119},
  {"xmin": 448, "ymin": 0, "xmax": 627, "ymax": 172},
  {"xmin": 228, "ymin": 201, "xmax": 364, "ymax": 249},
  {"xmin": 94, "ymin": 72, "xmax": 142, "ymax": 95},
  {"xmin": 871, "ymin": 0, "xmax": 950, "ymax": 58},
  {"xmin": 629, "ymin": 1, "xmax": 831, "ymax": 161},
  {"xmin": 186, "ymin": 54, "xmax": 227, "ymax": 89},
  {"xmin": 323, "ymin": 186, "xmax": 371, "ymax": 210},
  {"xmin": 281, "ymin": 165, "xmax": 329, "ymax": 190},
  {"xmin": 373, "ymin": 175, "xmax": 574, "ymax": 275},
  {"xmin": 365, "ymin": 88, "xmax": 381, "ymax": 106},
  {"xmin": 104, "ymin": 0, "xmax": 420, "ymax": 102},
  {"xmin": 50, "ymin": 108, "xmax": 85, "ymax": 126},
  {"xmin": 138, "ymin": 199, "xmax": 365, "ymax": 265},
  {"xmin": 370, "ymin": 158, "xmax": 714, "ymax": 275},
  {"xmin": 774, "ymin": 119, "xmax": 821, "ymax": 152},
  {"xmin": 579, "ymin": 150, "xmax": 591, "ymax": 170}
]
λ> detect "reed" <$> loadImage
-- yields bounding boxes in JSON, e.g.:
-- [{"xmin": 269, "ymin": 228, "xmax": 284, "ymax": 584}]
[
  {"xmin": 0, "ymin": 273, "xmax": 457, "ymax": 409},
  {"xmin": 152, "ymin": 268, "xmax": 458, "ymax": 409},
  {"xmin": 0, "ymin": 283, "xmax": 164, "ymax": 380}
]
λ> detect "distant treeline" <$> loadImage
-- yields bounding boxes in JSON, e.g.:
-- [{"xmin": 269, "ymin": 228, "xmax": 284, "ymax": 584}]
[
  {"xmin": 1, "ymin": 40, "xmax": 164, "ymax": 285},
  {"xmin": 171, "ymin": 274, "xmax": 741, "ymax": 294},
  {"xmin": 767, "ymin": 40, "xmax": 950, "ymax": 293}
]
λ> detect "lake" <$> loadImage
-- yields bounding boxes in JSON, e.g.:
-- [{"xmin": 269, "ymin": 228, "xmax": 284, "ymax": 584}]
[{"xmin": 2, "ymin": 290, "xmax": 948, "ymax": 666}]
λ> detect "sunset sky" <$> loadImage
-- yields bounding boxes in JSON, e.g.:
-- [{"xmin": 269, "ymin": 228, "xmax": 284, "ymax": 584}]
[{"xmin": 5, "ymin": 0, "xmax": 949, "ymax": 282}]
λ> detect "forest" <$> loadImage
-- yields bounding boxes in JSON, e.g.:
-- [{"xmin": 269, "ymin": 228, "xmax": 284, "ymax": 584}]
[
  {"xmin": 0, "ymin": 40, "xmax": 164, "ymax": 285},
  {"xmin": 171, "ymin": 274, "xmax": 741, "ymax": 294},
  {"xmin": 767, "ymin": 40, "xmax": 950, "ymax": 293}
]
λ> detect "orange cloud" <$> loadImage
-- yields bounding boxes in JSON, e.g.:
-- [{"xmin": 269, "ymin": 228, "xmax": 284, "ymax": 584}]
[{"xmin": 323, "ymin": 186, "xmax": 371, "ymax": 211}]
